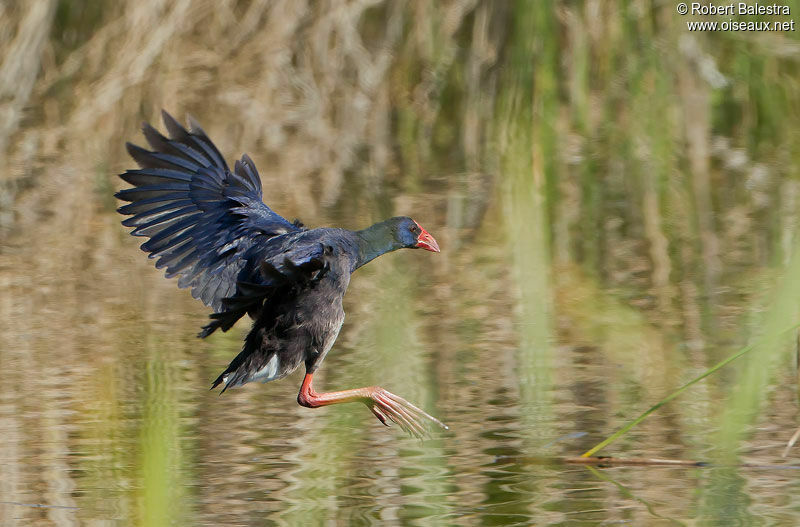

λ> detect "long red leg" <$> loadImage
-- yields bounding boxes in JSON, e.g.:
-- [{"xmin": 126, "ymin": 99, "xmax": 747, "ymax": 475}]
[{"xmin": 296, "ymin": 373, "xmax": 448, "ymax": 437}]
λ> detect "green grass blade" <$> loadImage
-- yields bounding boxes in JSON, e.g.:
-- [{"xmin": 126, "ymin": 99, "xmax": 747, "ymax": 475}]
[{"xmin": 581, "ymin": 324, "xmax": 799, "ymax": 458}]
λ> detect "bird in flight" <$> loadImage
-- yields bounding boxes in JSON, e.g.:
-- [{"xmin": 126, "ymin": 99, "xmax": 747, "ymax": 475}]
[{"xmin": 116, "ymin": 111, "xmax": 446, "ymax": 437}]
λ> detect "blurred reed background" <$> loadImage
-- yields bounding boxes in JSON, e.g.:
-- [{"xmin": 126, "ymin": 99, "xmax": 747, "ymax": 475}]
[{"xmin": 2, "ymin": 0, "xmax": 800, "ymax": 525}]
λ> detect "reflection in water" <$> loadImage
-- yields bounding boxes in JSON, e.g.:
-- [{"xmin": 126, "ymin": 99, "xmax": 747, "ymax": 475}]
[{"xmin": 3, "ymin": 1, "xmax": 800, "ymax": 525}]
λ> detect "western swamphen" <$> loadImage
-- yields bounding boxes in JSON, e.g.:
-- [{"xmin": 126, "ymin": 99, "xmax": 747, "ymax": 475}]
[{"xmin": 116, "ymin": 111, "xmax": 446, "ymax": 437}]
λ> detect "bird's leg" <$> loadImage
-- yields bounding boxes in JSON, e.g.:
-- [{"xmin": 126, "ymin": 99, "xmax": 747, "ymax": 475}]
[{"xmin": 296, "ymin": 373, "xmax": 448, "ymax": 438}]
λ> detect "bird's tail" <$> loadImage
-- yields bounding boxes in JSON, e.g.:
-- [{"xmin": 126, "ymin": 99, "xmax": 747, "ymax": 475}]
[
  {"xmin": 210, "ymin": 344, "xmax": 284, "ymax": 394},
  {"xmin": 210, "ymin": 372, "xmax": 227, "ymax": 393}
]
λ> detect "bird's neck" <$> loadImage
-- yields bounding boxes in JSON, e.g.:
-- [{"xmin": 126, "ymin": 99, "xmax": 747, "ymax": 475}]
[{"xmin": 354, "ymin": 221, "xmax": 401, "ymax": 270}]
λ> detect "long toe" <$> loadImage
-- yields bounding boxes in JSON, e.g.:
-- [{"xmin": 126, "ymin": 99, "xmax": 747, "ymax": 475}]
[
  {"xmin": 383, "ymin": 391, "xmax": 449, "ymax": 431},
  {"xmin": 375, "ymin": 396, "xmax": 424, "ymax": 438},
  {"xmin": 368, "ymin": 388, "xmax": 448, "ymax": 438}
]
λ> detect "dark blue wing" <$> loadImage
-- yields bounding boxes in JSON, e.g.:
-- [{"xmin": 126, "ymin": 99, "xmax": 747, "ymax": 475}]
[{"xmin": 116, "ymin": 110, "xmax": 303, "ymax": 312}]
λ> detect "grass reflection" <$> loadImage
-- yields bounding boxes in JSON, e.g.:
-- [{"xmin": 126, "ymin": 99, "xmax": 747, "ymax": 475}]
[
  {"xmin": 138, "ymin": 336, "xmax": 188, "ymax": 526},
  {"xmin": 497, "ymin": 0, "xmax": 556, "ymax": 441},
  {"xmin": 715, "ymin": 247, "xmax": 800, "ymax": 459},
  {"xmin": 585, "ymin": 466, "xmax": 688, "ymax": 526}
]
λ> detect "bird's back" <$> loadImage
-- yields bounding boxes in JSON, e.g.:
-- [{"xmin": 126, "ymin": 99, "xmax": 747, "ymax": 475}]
[{"xmin": 211, "ymin": 245, "xmax": 353, "ymax": 391}]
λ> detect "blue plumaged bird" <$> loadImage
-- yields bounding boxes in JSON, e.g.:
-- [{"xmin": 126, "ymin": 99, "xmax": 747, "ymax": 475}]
[{"xmin": 116, "ymin": 111, "xmax": 446, "ymax": 437}]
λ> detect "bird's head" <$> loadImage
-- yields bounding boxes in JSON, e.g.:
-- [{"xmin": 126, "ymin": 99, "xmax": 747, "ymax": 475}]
[
  {"xmin": 389, "ymin": 216, "xmax": 440, "ymax": 252},
  {"xmin": 355, "ymin": 216, "xmax": 440, "ymax": 269}
]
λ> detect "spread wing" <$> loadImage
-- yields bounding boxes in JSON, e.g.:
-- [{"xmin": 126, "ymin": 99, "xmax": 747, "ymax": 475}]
[{"xmin": 116, "ymin": 110, "xmax": 304, "ymax": 312}]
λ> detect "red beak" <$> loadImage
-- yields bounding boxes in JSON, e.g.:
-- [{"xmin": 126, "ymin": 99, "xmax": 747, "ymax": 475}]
[{"xmin": 414, "ymin": 223, "xmax": 440, "ymax": 253}]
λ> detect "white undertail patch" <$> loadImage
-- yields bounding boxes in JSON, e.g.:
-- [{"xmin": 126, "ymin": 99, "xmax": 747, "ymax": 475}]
[{"xmin": 251, "ymin": 354, "xmax": 280, "ymax": 383}]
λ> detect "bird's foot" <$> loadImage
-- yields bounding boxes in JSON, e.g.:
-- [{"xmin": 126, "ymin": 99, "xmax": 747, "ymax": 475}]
[{"xmin": 365, "ymin": 388, "xmax": 448, "ymax": 438}]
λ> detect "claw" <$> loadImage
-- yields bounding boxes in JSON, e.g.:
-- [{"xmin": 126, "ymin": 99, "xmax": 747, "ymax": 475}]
[
  {"xmin": 369, "ymin": 404, "xmax": 390, "ymax": 426},
  {"xmin": 384, "ymin": 391, "xmax": 449, "ymax": 431}
]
